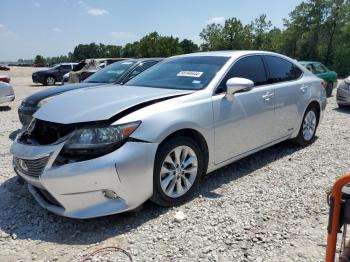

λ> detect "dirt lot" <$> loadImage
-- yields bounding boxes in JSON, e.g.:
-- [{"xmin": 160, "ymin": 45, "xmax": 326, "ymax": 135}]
[{"xmin": 0, "ymin": 66, "xmax": 350, "ymax": 261}]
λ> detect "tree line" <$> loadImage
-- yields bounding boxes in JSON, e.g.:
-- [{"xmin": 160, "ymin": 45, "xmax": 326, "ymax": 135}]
[{"xmin": 35, "ymin": 0, "xmax": 350, "ymax": 76}]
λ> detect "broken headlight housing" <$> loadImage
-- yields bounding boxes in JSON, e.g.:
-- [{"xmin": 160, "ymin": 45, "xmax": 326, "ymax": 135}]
[{"xmin": 59, "ymin": 121, "xmax": 141, "ymax": 160}]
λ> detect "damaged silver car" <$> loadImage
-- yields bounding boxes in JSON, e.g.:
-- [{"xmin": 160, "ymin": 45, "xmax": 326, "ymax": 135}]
[{"xmin": 11, "ymin": 51, "xmax": 326, "ymax": 218}]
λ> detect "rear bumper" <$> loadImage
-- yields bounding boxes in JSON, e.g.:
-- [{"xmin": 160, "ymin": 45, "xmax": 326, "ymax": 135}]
[
  {"xmin": 0, "ymin": 94, "xmax": 15, "ymax": 104},
  {"xmin": 11, "ymin": 140, "xmax": 158, "ymax": 219}
]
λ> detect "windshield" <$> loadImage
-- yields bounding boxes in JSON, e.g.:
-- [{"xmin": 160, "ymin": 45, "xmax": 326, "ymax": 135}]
[
  {"xmin": 83, "ymin": 60, "xmax": 136, "ymax": 84},
  {"xmin": 125, "ymin": 56, "xmax": 230, "ymax": 90}
]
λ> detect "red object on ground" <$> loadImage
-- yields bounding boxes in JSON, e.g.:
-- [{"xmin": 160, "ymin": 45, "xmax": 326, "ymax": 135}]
[
  {"xmin": 0, "ymin": 75, "xmax": 10, "ymax": 83},
  {"xmin": 0, "ymin": 65, "xmax": 10, "ymax": 71},
  {"xmin": 326, "ymin": 173, "xmax": 350, "ymax": 262}
]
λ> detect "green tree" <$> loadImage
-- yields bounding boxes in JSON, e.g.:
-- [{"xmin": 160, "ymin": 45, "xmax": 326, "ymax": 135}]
[
  {"xmin": 199, "ymin": 23, "xmax": 225, "ymax": 50},
  {"xmin": 179, "ymin": 39, "xmax": 199, "ymax": 54},
  {"xmin": 34, "ymin": 55, "xmax": 45, "ymax": 66},
  {"xmin": 252, "ymin": 14, "xmax": 273, "ymax": 50}
]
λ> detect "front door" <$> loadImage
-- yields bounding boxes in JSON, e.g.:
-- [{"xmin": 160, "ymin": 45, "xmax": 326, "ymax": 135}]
[{"xmin": 213, "ymin": 55, "xmax": 275, "ymax": 164}]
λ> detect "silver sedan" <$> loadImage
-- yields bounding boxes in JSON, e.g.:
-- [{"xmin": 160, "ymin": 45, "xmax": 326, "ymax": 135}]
[
  {"xmin": 337, "ymin": 76, "xmax": 350, "ymax": 107},
  {"xmin": 0, "ymin": 81, "xmax": 15, "ymax": 104},
  {"xmin": 11, "ymin": 51, "xmax": 326, "ymax": 218}
]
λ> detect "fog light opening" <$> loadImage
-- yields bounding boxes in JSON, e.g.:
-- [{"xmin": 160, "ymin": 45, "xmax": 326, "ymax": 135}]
[{"xmin": 103, "ymin": 189, "xmax": 119, "ymax": 199}]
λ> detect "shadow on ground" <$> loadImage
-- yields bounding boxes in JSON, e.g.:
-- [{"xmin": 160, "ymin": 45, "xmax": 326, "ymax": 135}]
[
  {"xmin": 0, "ymin": 106, "xmax": 11, "ymax": 112},
  {"xmin": 333, "ymin": 106, "xmax": 350, "ymax": 114},
  {"xmin": 0, "ymin": 140, "xmax": 305, "ymax": 245}
]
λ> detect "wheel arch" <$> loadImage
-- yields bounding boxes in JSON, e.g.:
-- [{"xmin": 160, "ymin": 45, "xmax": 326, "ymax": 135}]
[
  {"xmin": 306, "ymin": 100, "xmax": 321, "ymax": 126},
  {"xmin": 157, "ymin": 128, "xmax": 209, "ymax": 174}
]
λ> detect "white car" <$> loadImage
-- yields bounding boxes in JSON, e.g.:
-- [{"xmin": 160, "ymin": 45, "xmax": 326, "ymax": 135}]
[
  {"xmin": 0, "ymin": 82, "xmax": 15, "ymax": 104},
  {"xmin": 11, "ymin": 51, "xmax": 326, "ymax": 218}
]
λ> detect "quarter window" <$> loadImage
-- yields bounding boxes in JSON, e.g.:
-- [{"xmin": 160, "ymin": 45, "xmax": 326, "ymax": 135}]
[
  {"xmin": 217, "ymin": 55, "xmax": 267, "ymax": 93},
  {"xmin": 264, "ymin": 56, "xmax": 302, "ymax": 83},
  {"xmin": 60, "ymin": 65, "xmax": 72, "ymax": 70}
]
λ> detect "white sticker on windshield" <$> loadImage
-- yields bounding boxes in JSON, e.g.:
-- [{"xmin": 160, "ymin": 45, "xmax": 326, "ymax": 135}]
[
  {"xmin": 177, "ymin": 71, "xmax": 203, "ymax": 78},
  {"xmin": 122, "ymin": 62, "xmax": 133, "ymax": 65},
  {"xmin": 192, "ymin": 80, "xmax": 201, "ymax": 84}
]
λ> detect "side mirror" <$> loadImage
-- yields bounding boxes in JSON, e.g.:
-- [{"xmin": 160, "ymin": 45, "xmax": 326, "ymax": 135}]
[{"xmin": 226, "ymin": 77, "xmax": 254, "ymax": 95}]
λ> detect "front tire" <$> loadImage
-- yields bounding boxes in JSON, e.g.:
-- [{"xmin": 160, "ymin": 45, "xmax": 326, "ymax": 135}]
[
  {"xmin": 44, "ymin": 76, "xmax": 56, "ymax": 86},
  {"xmin": 151, "ymin": 136, "xmax": 205, "ymax": 206},
  {"xmin": 293, "ymin": 106, "xmax": 319, "ymax": 146}
]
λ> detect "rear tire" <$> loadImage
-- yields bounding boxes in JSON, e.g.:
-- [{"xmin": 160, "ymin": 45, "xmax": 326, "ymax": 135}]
[
  {"xmin": 326, "ymin": 82, "xmax": 333, "ymax": 97},
  {"xmin": 44, "ymin": 76, "xmax": 56, "ymax": 86},
  {"xmin": 151, "ymin": 136, "xmax": 205, "ymax": 206},
  {"xmin": 292, "ymin": 105, "xmax": 319, "ymax": 146}
]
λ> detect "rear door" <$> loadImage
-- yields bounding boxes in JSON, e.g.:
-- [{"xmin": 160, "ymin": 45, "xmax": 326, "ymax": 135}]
[
  {"xmin": 263, "ymin": 55, "xmax": 305, "ymax": 139},
  {"xmin": 212, "ymin": 55, "xmax": 275, "ymax": 164}
]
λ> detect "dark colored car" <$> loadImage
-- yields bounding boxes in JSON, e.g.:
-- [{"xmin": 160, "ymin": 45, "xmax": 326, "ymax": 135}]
[
  {"xmin": 19, "ymin": 58, "xmax": 162, "ymax": 125},
  {"xmin": 300, "ymin": 61, "xmax": 337, "ymax": 97},
  {"xmin": 32, "ymin": 63, "xmax": 77, "ymax": 86}
]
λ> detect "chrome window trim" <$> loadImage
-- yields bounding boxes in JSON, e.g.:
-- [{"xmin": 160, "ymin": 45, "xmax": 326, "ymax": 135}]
[{"xmin": 212, "ymin": 53, "xmax": 305, "ymax": 95}]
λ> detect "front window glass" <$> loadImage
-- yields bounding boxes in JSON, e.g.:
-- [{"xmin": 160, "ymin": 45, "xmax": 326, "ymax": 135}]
[
  {"xmin": 83, "ymin": 60, "xmax": 136, "ymax": 84},
  {"xmin": 217, "ymin": 55, "xmax": 267, "ymax": 93},
  {"xmin": 314, "ymin": 63, "xmax": 327, "ymax": 74},
  {"xmin": 125, "ymin": 56, "xmax": 230, "ymax": 90}
]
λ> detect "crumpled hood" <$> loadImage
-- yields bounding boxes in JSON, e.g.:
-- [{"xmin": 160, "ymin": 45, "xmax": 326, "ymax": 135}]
[
  {"xmin": 25, "ymin": 82, "xmax": 105, "ymax": 105},
  {"xmin": 34, "ymin": 84, "xmax": 193, "ymax": 124}
]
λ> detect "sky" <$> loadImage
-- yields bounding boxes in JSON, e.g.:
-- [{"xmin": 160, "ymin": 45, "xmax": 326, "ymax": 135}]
[{"xmin": 0, "ymin": 0, "xmax": 303, "ymax": 61}]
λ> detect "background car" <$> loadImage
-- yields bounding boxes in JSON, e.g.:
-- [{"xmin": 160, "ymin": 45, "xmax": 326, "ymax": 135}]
[
  {"xmin": 66, "ymin": 58, "xmax": 127, "ymax": 83},
  {"xmin": 0, "ymin": 82, "xmax": 15, "ymax": 104},
  {"xmin": 336, "ymin": 76, "xmax": 350, "ymax": 107},
  {"xmin": 32, "ymin": 63, "xmax": 77, "ymax": 86},
  {"xmin": 0, "ymin": 75, "xmax": 10, "ymax": 83},
  {"xmin": 300, "ymin": 61, "xmax": 337, "ymax": 97},
  {"xmin": 18, "ymin": 58, "xmax": 162, "ymax": 125},
  {"xmin": 0, "ymin": 65, "xmax": 10, "ymax": 71},
  {"xmin": 11, "ymin": 51, "xmax": 326, "ymax": 218}
]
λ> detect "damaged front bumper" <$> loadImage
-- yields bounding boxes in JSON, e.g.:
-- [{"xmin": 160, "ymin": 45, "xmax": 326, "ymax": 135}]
[{"xmin": 11, "ymin": 139, "xmax": 158, "ymax": 218}]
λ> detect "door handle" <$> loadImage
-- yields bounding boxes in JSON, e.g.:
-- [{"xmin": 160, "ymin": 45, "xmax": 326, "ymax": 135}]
[
  {"xmin": 262, "ymin": 92, "xmax": 274, "ymax": 101},
  {"xmin": 300, "ymin": 85, "xmax": 308, "ymax": 93}
]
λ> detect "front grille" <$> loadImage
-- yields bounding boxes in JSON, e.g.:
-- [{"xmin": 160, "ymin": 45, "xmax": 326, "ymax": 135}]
[
  {"xmin": 14, "ymin": 156, "xmax": 49, "ymax": 177},
  {"xmin": 337, "ymin": 95, "xmax": 346, "ymax": 101},
  {"xmin": 19, "ymin": 119, "xmax": 75, "ymax": 145}
]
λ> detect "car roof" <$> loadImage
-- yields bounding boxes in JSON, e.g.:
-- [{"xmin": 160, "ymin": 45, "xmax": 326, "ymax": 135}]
[
  {"xmin": 299, "ymin": 61, "xmax": 320, "ymax": 64},
  {"xmin": 175, "ymin": 50, "xmax": 294, "ymax": 59},
  {"xmin": 123, "ymin": 58, "xmax": 164, "ymax": 63}
]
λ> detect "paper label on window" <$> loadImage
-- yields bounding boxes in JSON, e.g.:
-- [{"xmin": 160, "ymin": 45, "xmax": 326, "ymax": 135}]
[
  {"xmin": 122, "ymin": 62, "xmax": 133, "ymax": 65},
  {"xmin": 177, "ymin": 71, "xmax": 203, "ymax": 78}
]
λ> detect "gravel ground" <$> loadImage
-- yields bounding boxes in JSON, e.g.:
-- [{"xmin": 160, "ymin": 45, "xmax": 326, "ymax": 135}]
[{"xmin": 1, "ymin": 67, "xmax": 350, "ymax": 262}]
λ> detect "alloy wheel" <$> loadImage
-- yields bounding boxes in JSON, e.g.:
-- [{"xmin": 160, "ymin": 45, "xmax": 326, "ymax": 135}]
[
  {"xmin": 46, "ymin": 77, "xmax": 55, "ymax": 85},
  {"xmin": 160, "ymin": 146, "xmax": 198, "ymax": 198},
  {"xmin": 302, "ymin": 110, "xmax": 317, "ymax": 141}
]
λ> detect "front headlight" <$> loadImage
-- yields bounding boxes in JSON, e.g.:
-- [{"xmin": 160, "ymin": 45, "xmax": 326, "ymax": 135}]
[
  {"xmin": 64, "ymin": 121, "xmax": 141, "ymax": 150},
  {"xmin": 37, "ymin": 96, "xmax": 53, "ymax": 107}
]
